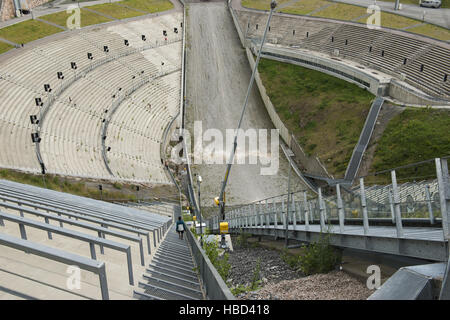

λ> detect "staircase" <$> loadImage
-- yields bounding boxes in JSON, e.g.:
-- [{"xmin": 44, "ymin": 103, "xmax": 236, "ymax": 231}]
[{"xmin": 133, "ymin": 225, "xmax": 204, "ymax": 300}]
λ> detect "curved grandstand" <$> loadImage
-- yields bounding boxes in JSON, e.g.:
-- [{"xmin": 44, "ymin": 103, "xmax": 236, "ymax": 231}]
[
  {"xmin": 0, "ymin": 12, "xmax": 182, "ymax": 184},
  {"xmin": 235, "ymin": 6, "xmax": 450, "ymax": 103}
]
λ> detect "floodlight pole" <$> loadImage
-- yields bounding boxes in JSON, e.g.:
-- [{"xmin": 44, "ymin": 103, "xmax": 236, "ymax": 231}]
[{"xmin": 217, "ymin": 0, "xmax": 277, "ymax": 242}]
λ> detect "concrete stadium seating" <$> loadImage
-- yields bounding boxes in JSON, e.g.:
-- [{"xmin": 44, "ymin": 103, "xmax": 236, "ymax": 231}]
[
  {"xmin": 0, "ymin": 179, "xmax": 173, "ymax": 300},
  {"xmin": 0, "ymin": 13, "xmax": 182, "ymax": 184},
  {"xmin": 237, "ymin": 11, "xmax": 450, "ymax": 100}
]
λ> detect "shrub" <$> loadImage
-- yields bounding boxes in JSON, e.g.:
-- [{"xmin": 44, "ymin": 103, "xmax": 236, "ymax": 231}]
[
  {"xmin": 235, "ymin": 230, "xmax": 252, "ymax": 248},
  {"xmin": 298, "ymin": 234, "xmax": 341, "ymax": 275},
  {"xmin": 280, "ymin": 234, "xmax": 341, "ymax": 276},
  {"xmin": 203, "ymin": 238, "xmax": 231, "ymax": 282}
]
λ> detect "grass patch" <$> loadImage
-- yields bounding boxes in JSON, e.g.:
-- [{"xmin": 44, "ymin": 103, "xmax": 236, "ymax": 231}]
[
  {"xmin": 0, "ymin": 41, "xmax": 14, "ymax": 54},
  {"xmin": 370, "ymin": 108, "xmax": 450, "ymax": 183},
  {"xmin": 0, "ymin": 19, "xmax": 63, "ymax": 44},
  {"xmin": 242, "ymin": 0, "xmax": 329, "ymax": 15},
  {"xmin": 0, "ymin": 168, "xmax": 136, "ymax": 201},
  {"xmin": 407, "ymin": 23, "xmax": 450, "ymax": 41},
  {"xmin": 357, "ymin": 11, "xmax": 420, "ymax": 29},
  {"xmin": 120, "ymin": 0, "xmax": 174, "ymax": 13},
  {"xmin": 88, "ymin": 3, "xmax": 145, "ymax": 19},
  {"xmin": 40, "ymin": 8, "xmax": 113, "ymax": 28},
  {"xmin": 312, "ymin": 3, "xmax": 368, "ymax": 21},
  {"xmin": 258, "ymin": 58, "xmax": 374, "ymax": 177},
  {"xmin": 241, "ymin": 0, "xmax": 447, "ymax": 40}
]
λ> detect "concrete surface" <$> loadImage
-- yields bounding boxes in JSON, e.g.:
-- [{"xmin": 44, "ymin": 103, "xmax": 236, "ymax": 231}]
[{"xmin": 185, "ymin": 1, "xmax": 306, "ymax": 207}]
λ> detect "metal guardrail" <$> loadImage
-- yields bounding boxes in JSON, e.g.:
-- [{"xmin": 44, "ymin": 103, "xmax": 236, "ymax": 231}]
[
  {"xmin": 0, "ymin": 200, "xmax": 146, "ymax": 265},
  {"xmin": 0, "ymin": 232, "xmax": 110, "ymax": 300},
  {"xmin": 0, "ymin": 210, "xmax": 136, "ymax": 286},
  {"xmin": 0, "ymin": 192, "xmax": 155, "ymax": 253},
  {"xmin": 208, "ymin": 158, "xmax": 450, "ymax": 247},
  {"xmin": 185, "ymin": 228, "xmax": 235, "ymax": 300}
]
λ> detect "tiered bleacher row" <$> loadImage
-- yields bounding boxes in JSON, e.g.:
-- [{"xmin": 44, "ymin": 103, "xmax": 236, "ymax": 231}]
[
  {"xmin": 0, "ymin": 12, "xmax": 183, "ymax": 184},
  {"xmin": 0, "ymin": 179, "xmax": 173, "ymax": 300},
  {"xmin": 237, "ymin": 11, "xmax": 450, "ymax": 99}
]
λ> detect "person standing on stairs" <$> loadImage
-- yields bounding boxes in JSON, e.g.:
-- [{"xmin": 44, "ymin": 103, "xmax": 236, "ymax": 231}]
[{"xmin": 176, "ymin": 216, "xmax": 187, "ymax": 240}]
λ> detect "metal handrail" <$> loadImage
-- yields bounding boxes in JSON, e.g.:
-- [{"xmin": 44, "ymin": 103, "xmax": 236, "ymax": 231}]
[
  {"xmin": 0, "ymin": 232, "xmax": 110, "ymax": 300},
  {"xmin": 0, "ymin": 210, "xmax": 135, "ymax": 286}
]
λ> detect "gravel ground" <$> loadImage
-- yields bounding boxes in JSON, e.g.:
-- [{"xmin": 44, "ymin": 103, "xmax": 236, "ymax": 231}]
[
  {"xmin": 228, "ymin": 244, "xmax": 302, "ymax": 289},
  {"xmin": 238, "ymin": 271, "xmax": 373, "ymax": 300},
  {"xmin": 228, "ymin": 241, "xmax": 373, "ymax": 300}
]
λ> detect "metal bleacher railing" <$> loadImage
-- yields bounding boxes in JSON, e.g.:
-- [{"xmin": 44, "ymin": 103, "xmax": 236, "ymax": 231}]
[
  {"xmin": 0, "ymin": 232, "xmax": 110, "ymax": 300},
  {"xmin": 0, "ymin": 179, "xmax": 172, "ymax": 299}
]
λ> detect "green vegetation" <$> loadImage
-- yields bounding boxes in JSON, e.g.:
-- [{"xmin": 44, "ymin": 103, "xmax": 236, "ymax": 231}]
[
  {"xmin": 235, "ymin": 230, "xmax": 252, "ymax": 248},
  {"xmin": 0, "ymin": 19, "xmax": 62, "ymax": 45},
  {"xmin": 242, "ymin": 0, "xmax": 329, "ymax": 15},
  {"xmin": 230, "ymin": 258, "xmax": 262, "ymax": 295},
  {"xmin": 407, "ymin": 23, "xmax": 450, "ymax": 41},
  {"xmin": 280, "ymin": 234, "xmax": 341, "ymax": 276},
  {"xmin": 0, "ymin": 41, "xmax": 14, "ymax": 54},
  {"xmin": 88, "ymin": 3, "xmax": 145, "ymax": 19},
  {"xmin": 0, "ymin": 0, "xmax": 174, "ymax": 53},
  {"xmin": 358, "ymin": 11, "xmax": 421, "ymax": 29},
  {"xmin": 182, "ymin": 213, "xmax": 193, "ymax": 221},
  {"xmin": 258, "ymin": 58, "xmax": 374, "ymax": 177},
  {"xmin": 312, "ymin": 3, "xmax": 367, "ymax": 21},
  {"xmin": 370, "ymin": 107, "xmax": 450, "ymax": 183},
  {"xmin": 203, "ymin": 238, "xmax": 231, "ymax": 282},
  {"xmin": 0, "ymin": 169, "xmax": 138, "ymax": 201},
  {"xmin": 121, "ymin": 0, "xmax": 174, "ymax": 12},
  {"xmin": 40, "ymin": 8, "xmax": 113, "ymax": 27}
]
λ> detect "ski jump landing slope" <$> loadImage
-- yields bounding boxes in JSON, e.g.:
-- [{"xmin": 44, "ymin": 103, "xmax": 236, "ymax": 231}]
[{"xmin": 185, "ymin": 1, "xmax": 305, "ymax": 206}]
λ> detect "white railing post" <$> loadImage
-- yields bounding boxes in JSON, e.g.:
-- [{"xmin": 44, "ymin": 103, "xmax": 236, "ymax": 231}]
[
  {"xmin": 303, "ymin": 191, "xmax": 309, "ymax": 231},
  {"xmin": 388, "ymin": 188, "xmax": 396, "ymax": 223},
  {"xmin": 391, "ymin": 170, "xmax": 404, "ymax": 238},
  {"xmin": 318, "ymin": 187, "xmax": 326, "ymax": 232},
  {"xmin": 359, "ymin": 178, "xmax": 370, "ymax": 235},
  {"xmin": 336, "ymin": 184, "xmax": 345, "ymax": 233},
  {"xmin": 274, "ymin": 202, "xmax": 278, "ymax": 229},
  {"xmin": 436, "ymin": 158, "xmax": 450, "ymax": 239},
  {"xmin": 292, "ymin": 197, "xmax": 297, "ymax": 227},
  {"xmin": 425, "ymin": 184, "xmax": 435, "ymax": 225}
]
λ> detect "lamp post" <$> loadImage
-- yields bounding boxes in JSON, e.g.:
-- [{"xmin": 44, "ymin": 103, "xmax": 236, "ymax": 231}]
[
  {"xmin": 285, "ymin": 146, "xmax": 295, "ymax": 248},
  {"xmin": 217, "ymin": 0, "xmax": 278, "ymax": 248},
  {"xmin": 197, "ymin": 175, "xmax": 203, "ymax": 246}
]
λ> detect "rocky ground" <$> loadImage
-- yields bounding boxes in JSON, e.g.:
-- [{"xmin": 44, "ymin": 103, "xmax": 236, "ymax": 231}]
[{"xmin": 227, "ymin": 238, "xmax": 374, "ymax": 300}]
